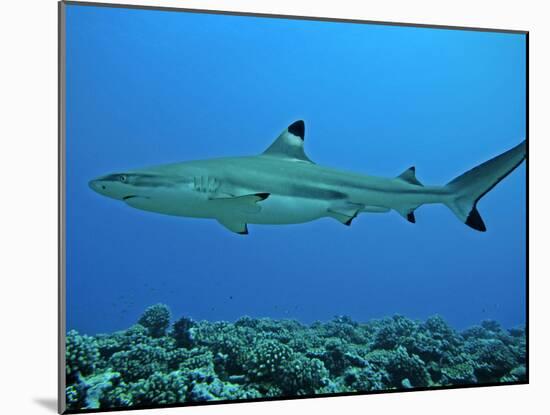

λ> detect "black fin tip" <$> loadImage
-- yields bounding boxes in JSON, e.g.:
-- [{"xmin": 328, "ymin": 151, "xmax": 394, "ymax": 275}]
[
  {"xmin": 465, "ymin": 207, "xmax": 486, "ymax": 232},
  {"xmin": 255, "ymin": 193, "xmax": 270, "ymax": 201},
  {"xmin": 288, "ymin": 120, "xmax": 305, "ymax": 140}
]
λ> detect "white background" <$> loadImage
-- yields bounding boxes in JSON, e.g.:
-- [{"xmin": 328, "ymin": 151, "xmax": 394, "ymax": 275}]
[{"xmin": 0, "ymin": 0, "xmax": 546, "ymax": 414}]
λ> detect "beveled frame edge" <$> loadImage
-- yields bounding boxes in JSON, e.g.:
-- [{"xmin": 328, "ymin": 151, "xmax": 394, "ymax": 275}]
[
  {"xmin": 62, "ymin": 0, "xmax": 528, "ymax": 34},
  {"xmin": 58, "ymin": 1, "xmax": 67, "ymax": 413}
]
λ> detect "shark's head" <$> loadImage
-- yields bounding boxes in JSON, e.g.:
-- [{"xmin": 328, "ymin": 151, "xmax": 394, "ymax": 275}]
[
  {"xmin": 89, "ymin": 173, "xmax": 153, "ymax": 201},
  {"xmin": 89, "ymin": 168, "xmax": 218, "ymax": 218}
]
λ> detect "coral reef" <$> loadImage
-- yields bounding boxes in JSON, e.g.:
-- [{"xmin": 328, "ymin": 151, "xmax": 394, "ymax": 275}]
[
  {"xmin": 137, "ymin": 304, "xmax": 171, "ymax": 338},
  {"xmin": 171, "ymin": 316, "xmax": 195, "ymax": 349},
  {"xmin": 65, "ymin": 306, "xmax": 526, "ymax": 411},
  {"xmin": 66, "ymin": 330, "xmax": 100, "ymax": 382}
]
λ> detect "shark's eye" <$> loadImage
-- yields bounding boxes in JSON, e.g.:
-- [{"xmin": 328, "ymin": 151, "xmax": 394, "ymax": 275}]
[{"xmin": 119, "ymin": 175, "xmax": 127, "ymax": 183}]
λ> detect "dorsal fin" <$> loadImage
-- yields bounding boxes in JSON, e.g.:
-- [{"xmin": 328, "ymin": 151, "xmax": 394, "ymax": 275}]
[
  {"xmin": 397, "ymin": 166, "xmax": 423, "ymax": 186},
  {"xmin": 262, "ymin": 120, "xmax": 313, "ymax": 163}
]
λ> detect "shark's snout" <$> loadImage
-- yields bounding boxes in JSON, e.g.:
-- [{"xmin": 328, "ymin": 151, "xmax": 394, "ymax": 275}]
[
  {"xmin": 88, "ymin": 179, "xmax": 106, "ymax": 193},
  {"xmin": 88, "ymin": 176, "xmax": 127, "ymax": 200},
  {"xmin": 89, "ymin": 173, "xmax": 151, "ymax": 202}
]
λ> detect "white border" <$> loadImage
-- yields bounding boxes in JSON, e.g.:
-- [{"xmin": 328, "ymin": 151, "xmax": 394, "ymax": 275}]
[{"xmin": 1, "ymin": 1, "xmax": 546, "ymax": 415}]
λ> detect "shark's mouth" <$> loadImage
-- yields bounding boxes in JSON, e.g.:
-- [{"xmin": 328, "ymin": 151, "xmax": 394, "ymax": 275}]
[{"xmin": 122, "ymin": 195, "xmax": 150, "ymax": 201}]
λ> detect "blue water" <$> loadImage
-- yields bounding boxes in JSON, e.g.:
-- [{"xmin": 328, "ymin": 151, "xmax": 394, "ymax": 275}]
[{"xmin": 65, "ymin": 5, "xmax": 526, "ymax": 335}]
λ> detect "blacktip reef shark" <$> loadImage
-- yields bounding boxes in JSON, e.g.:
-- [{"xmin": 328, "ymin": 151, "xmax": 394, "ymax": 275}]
[{"xmin": 89, "ymin": 121, "xmax": 526, "ymax": 235}]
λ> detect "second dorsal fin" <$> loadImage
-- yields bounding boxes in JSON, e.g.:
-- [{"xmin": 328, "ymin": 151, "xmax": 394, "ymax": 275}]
[
  {"xmin": 262, "ymin": 120, "xmax": 313, "ymax": 163},
  {"xmin": 397, "ymin": 166, "xmax": 423, "ymax": 186}
]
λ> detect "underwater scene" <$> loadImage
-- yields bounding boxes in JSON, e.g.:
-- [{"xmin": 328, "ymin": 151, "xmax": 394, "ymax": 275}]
[
  {"xmin": 66, "ymin": 305, "xmax": 526, "ymax": 410},
  {"xmin": 64, "ymin": 3, "xmax": 527, "ymax": 413}
]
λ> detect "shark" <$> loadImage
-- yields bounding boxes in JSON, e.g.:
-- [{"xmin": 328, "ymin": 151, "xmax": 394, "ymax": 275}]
[{"xmin": 89, "ymin": 120, "xmax": 526, "ymax": 234}]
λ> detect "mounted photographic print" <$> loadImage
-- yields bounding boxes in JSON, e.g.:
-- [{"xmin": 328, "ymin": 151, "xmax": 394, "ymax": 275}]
[{"xmin": 58, "ymin": 1, "xmax": 528, "ymax": 413}]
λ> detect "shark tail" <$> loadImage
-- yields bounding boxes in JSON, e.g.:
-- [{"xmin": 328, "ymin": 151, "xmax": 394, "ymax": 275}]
[{"xmin": 444, "ymin": 140, "xmax": 526, "ymax": 232}]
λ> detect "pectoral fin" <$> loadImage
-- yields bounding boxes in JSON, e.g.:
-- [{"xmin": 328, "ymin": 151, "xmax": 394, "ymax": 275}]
[
  {"xmin": 210, "ymin": 193, "xmax": 270, "ymax": 214},
  {"xmin": 212, "ymin": 193, "xmax": 270, "ymax": 234},
  {"xmin": 217, "ymin": 218, "xmax": 249, "ymax": 235}
]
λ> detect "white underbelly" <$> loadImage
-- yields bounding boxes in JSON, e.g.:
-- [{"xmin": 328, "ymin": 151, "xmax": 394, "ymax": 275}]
[
  {"xmin": 242, "ymin": 195, "xmax": 328, "ymax": 225},
  {"xmin": 125, "ymin": 191, "xmax": 328, "ymax": 225}
]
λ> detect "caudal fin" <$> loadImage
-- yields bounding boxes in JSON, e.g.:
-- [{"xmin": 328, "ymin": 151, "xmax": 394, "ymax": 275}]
[{"xmin": 444, "ymin": 140, "xmax": 526, "ymax": 232}]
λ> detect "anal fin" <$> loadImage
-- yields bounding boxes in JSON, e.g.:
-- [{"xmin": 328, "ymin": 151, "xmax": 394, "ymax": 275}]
[{"xmin": 395, "ymin": 206, "xmax": 420, "ymax": 224}]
